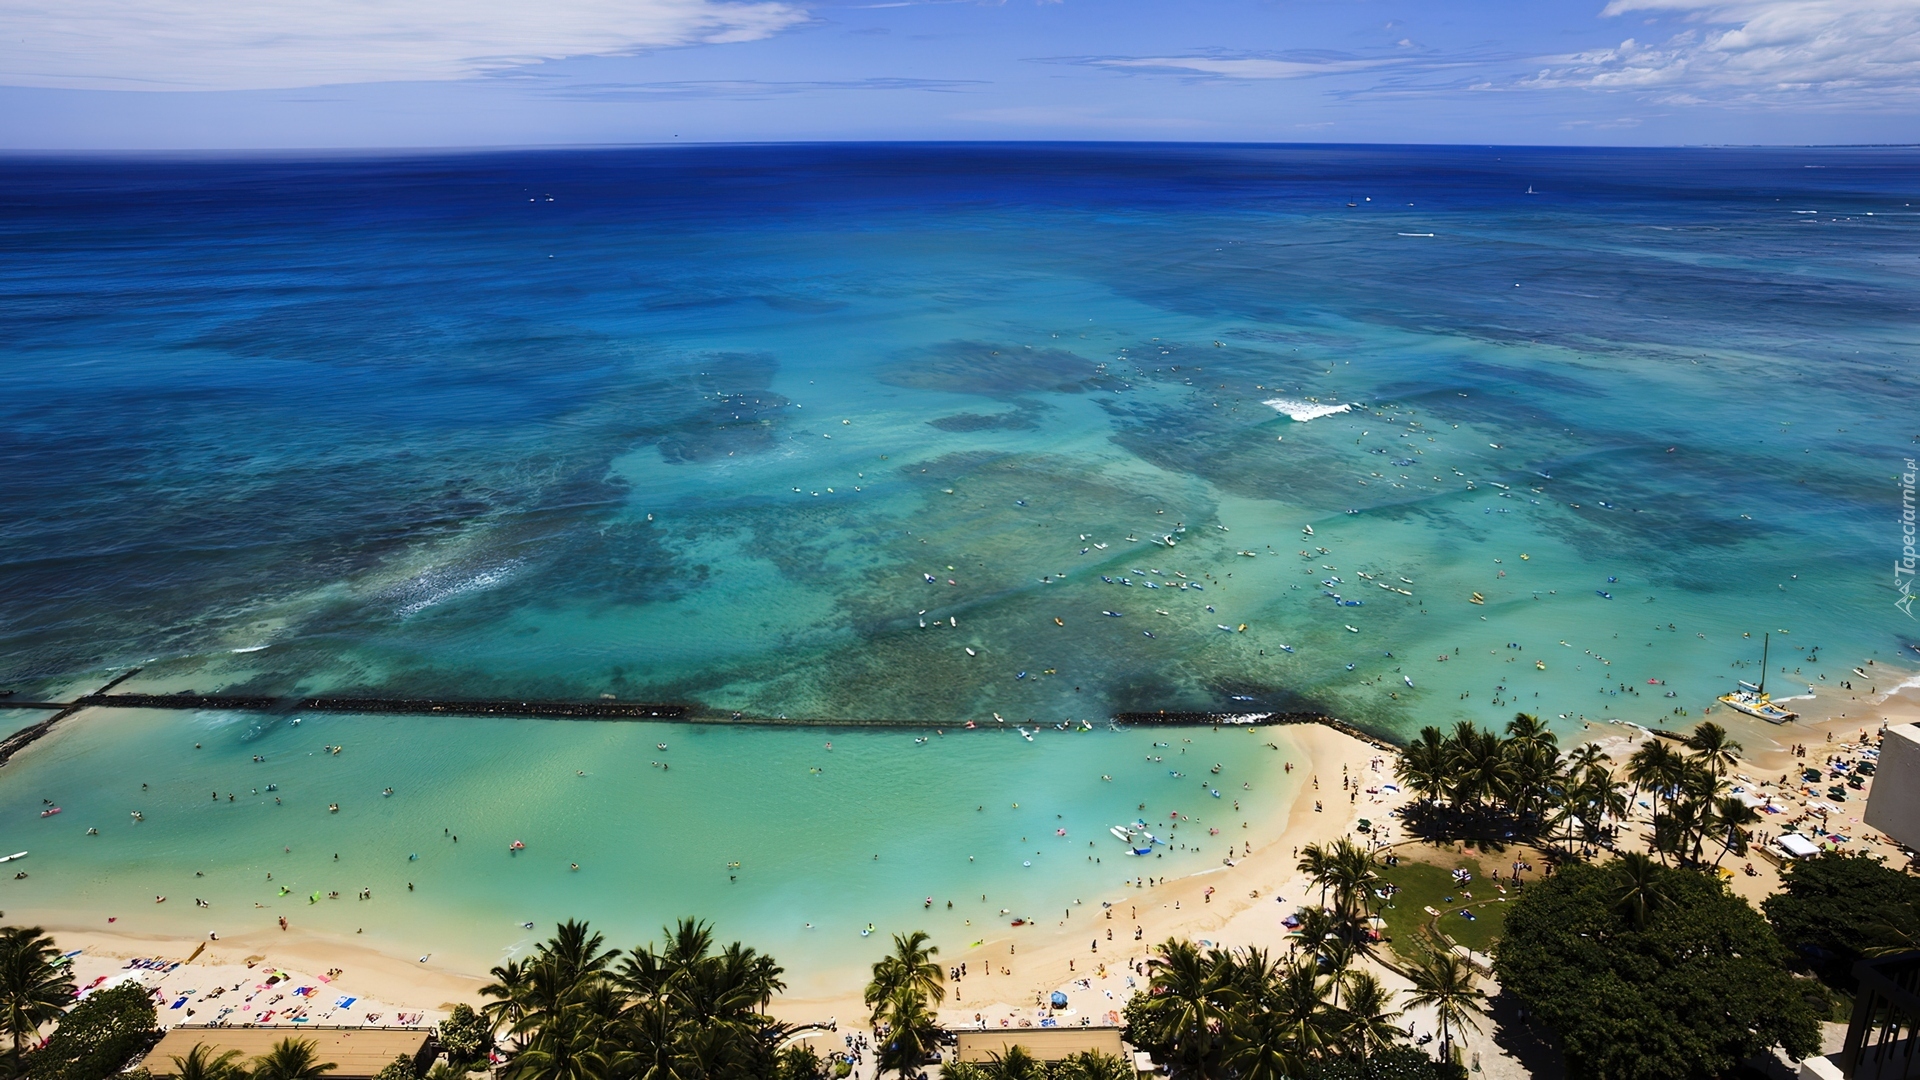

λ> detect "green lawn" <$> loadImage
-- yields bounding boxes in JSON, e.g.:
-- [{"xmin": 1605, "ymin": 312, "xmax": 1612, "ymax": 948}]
[{"xmin": 1373, "ymin": 849, "xmax": 1521, "ymax": 963}]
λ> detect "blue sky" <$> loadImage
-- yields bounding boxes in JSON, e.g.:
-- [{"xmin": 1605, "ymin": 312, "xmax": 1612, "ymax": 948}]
[{"xmin": 2, "ymin": 0, "xmax": 1917, "ymax": 148}]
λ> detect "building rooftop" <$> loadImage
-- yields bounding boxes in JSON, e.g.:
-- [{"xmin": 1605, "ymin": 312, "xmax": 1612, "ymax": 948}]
[{"xmin": 143, "ymin": 1027, "xmax": 432, "ymax": 1079}]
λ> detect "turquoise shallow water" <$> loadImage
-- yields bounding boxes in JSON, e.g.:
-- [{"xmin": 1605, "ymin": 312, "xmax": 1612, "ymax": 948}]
[
  {"xmin": 0, "ymin": 709, "xmax": 1300, "ymax": 993},
  {"xmin": 1, "ymin": 144, "xmax": 1917, "ymax": 969}
]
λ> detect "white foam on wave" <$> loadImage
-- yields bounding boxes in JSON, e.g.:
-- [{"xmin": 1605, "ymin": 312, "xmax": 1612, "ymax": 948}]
[
  {"xmin": 393, "ymin": 561, "xmax": 521, "ymax": 618},
  {"xmin": 1264, "ymin": 398, "xmax": 1355, "ymax": 423},
  {"xmin": 230, "ymin": 645, "xmax": 270, "ymax": 654}
]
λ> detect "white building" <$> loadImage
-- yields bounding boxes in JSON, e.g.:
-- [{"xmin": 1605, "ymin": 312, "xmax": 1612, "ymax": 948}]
[{"xmin": 1864, "ymin": 722, "xmax": 1920, "ymax": 852}]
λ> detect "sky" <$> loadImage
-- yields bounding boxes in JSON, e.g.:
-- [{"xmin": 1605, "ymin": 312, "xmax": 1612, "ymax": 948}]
[{"xmin": 1, "ymin": 0, "xmax": 1917, "ymax": 149}]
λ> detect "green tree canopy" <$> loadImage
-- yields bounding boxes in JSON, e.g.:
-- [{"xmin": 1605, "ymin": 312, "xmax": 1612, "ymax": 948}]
[
  {"xmin": 1495, "ymin": 859, "xmax": 1822, "ymax": 1080},
  {"xmin": 1764, "ymin": 850, "xmax": 1920, "ymax": 988},
  {"xmin": 25, "ymin": 982, "xmax": 157, "ymax": 1080},
  {"xmin": 0, "ymin": 927, "xmax": 75, "ymax": 1064},
  {"xmin": 435, "ymin": 1004, "xmax": 490, "ymax": 1068}
]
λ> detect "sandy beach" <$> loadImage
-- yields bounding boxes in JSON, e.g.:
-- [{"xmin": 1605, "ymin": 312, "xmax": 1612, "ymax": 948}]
[
  {"xmin": 44, "ymin": 925, "xmax": 481, "ymax": 1033},
  {"xmin": 775, "ymin": 722, "xmax": 1413, "ymax": 1030},
  {"xmin": 16, "ymin": 666, "xmax": 1916, "ymax": 1056},
  {"xmin": 10, "ymin": 718, "xmax": 1393, "ymax": 1037}
]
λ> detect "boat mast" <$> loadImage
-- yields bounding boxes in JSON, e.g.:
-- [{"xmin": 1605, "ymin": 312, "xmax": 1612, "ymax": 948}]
[{"xmin": 1759, "ymin": 633, "xmax": 1770, "ymax": 695}]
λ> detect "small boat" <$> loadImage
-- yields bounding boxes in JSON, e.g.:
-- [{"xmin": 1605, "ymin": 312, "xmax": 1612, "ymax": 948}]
[
  {"xmin": 1103, "ymin": 610, "xmax": 1123, "ymax": 617},
  {"xmin": 1189, "ymin": 583, "xmax": 1204, "ymax": 591},
  {"xmin": 1218, "ymin": 624, "xmax": 1234, "ymax": 632},
  {"xmin": 1054, "ymin": 617, "xmax": 1064, "ymax": 626},
  {"xmin": 1718, "ymin": 633, "xmax": 1798, "ymax": 724},
  {"xmin": 1470, "ymin": 592, "xmax": 1484, "ymax": 605},
  {"xmin": 1278, "ymin": 644, "xmax": 1294, "ymax": 653},
  {"xmin": 1345, "ymin": 625, "xmax": 1360, "ymax": 633},
  {"xmin": 0, "ymin": 852, "xmax": 25, "ymax": 864},
  {"xmin": 1130, "ymin": 848, "xmax": 1154, "ymax": 856},
  {"xmin": 1110, "ymin": 826, "xmax": 1132, "ymax": 842},
  {"xmin": 1018, "ymin": 727, "xmax": 1035, "ymax": 741},
  {"xmin": 1596, "ymin": 590, "xmax": 1612, "ymax": 599},
  {"xmin": 1302, "ymin": 525, "xmax": 1314, "ymax": 535},
  {"xmin": 40, "ymin": 807, "xmax": 60, "ymax": 818},
  {"xmin": 1404, "ymin": 676, "xmax": 1414, "ymax": 688},
  {"xmin": 1237, "ymin": 624, "xmax": 1247, "ymax": 632},
  {"xmin": 965, "ymin": 647, "xmax": 977, "ymax": 656}
]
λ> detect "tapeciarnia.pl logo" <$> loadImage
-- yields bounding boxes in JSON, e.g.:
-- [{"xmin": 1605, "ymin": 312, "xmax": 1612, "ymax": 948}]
[{"xmin": 1900, "ymin": 458, "xmax": 1917, "ymax": 618}]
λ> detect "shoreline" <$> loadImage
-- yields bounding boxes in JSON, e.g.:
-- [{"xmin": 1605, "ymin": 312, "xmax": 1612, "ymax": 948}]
[
  {"xmin": 749, "ymin": 721, "xmax": 1410, "ymax": 1030},
  {"xmin": 15, "ymin": 672, "xmax": 1918, "ymax": 1041},
  {"xmin": 17, "ymin": 717, "xmax": 1392, "ymax": 1035}
]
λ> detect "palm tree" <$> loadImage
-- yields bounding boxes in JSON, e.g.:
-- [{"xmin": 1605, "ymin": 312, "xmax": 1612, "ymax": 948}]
[
  {"xmin": 1558, "ymin": 765, "xmax": 1629, "ymax": 853},
  {"xmin": 1296, "ymin": 843, "xmax": 1333, "ymax": 909},
  {"xmin": 863, "ymin": 930, "xmax": 942, "ymax": 1026},
  {"xmin": 1504, "ymin": 713, "xmax": 1558, "ymax": 754},
  {"xmin": 1402, "ymin": 951, "xmax": 1487, "ymax": 1063},
  {"xmin": 1333, "ymin": 969, "xmax": 1404, "ymax": 1061},
  {"xmin": 1290, "ymin": 908, "xmax": 1340, "ymax": 968},
  {"xmin": 542, "ymin": 920, "xmax": 617, "ymax": 991},
  {"xmin": 978, "ymin": 1046, "xmax": 1047, "ymax": 1080},
  {"xmin": 875, "ymin": 986, "xmax": 939, "ymax": 1080},
  {"xmin": 1396, "ymin": 727, "xmax": 1453, "ymax": 804},
  {"xmin": 1051, "ymin": 1050, "xmax": 1132, "ymax": 1080},
  {"xmin": 1265, "ymin": 958, "xmax": 1339, "ymax": 1058},
  {"xmin": 481, "ymin": 959, "xmax": 535, "ymax": 1050},
  {"xmin": 1625, "ymin": 739, "xmax": 1683, "ymax": 830},
  {"xmin": 1504, "ymin": 739, "xmax": 1564, "ymax": 824},
  {"xmin": 1562, "ymin": 742, "xmax": 1609, "ymax": 777},
  {"xmin": 1683, "ymin": 721, "xmax": 1742, "ymax": 778},
  {"xmin": 1448, "ymin": 723, "xmax": 1516, "ymax": 815},
  {"xmin": 1224, "ymin": 1009, "xmax": 1309, "ymax": 1080},
  {"xmin": 1143, "ymin": 939, "xmax": 1235, "ymax": 1079},
  {"xmin": 171, "ymin": 1044, "xmax": 248, "ymax": 1080},
  {"xmin": 1320, "ymin": 838, "xmax": 1379, "ymax": 920},
  {"xmin": 1610, "ymin": 852, "xmax": 1668, "ymax": 930},
  {"xmin": 0, "ymin": 927, "xmax": 74, "ymax": 1059},
  {"xmin": 1710, "ymin": 795, "xmax": 1761, "ymax": 868},
  {"xmin": 251, "ymin": 1038, "xmax": 338, "ymax": 1080},
  {"xmin": 506, "ymin": 1009, "xmax": 627, "ymax": 1080}
]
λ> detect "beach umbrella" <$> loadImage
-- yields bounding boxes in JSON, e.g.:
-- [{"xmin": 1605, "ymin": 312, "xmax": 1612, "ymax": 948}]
[{"xmin": 1049, "ymin": 991, "xmax": 1068, "ymax": 1008}]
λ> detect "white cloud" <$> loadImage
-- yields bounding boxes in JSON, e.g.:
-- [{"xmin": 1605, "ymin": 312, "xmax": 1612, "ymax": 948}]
[
  {"xmin": 0, "ymin": 0, "xmax": 809, "ymax": 91},
  {"xmin": 948, "ymin": 104, "xmax": 1215, "ymax": 130},
  {"xmin": 1524, "ymin": 0, "xmax": 1920, "ymax": 101},
  {"xmin": 1086, "ymin": 55, "xmax": 1396, "ymax": 80}
]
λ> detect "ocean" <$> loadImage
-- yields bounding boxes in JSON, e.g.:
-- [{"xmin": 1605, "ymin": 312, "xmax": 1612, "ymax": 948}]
[{"xmin": 0, "ymin": 143, "xmax": 1915, "ymax": 982}]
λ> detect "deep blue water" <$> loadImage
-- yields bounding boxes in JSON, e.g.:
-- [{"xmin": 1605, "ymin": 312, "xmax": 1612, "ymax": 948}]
[{"xmin": 4, "ymin": 144, "xmax": 1918, "ymax": 733}]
